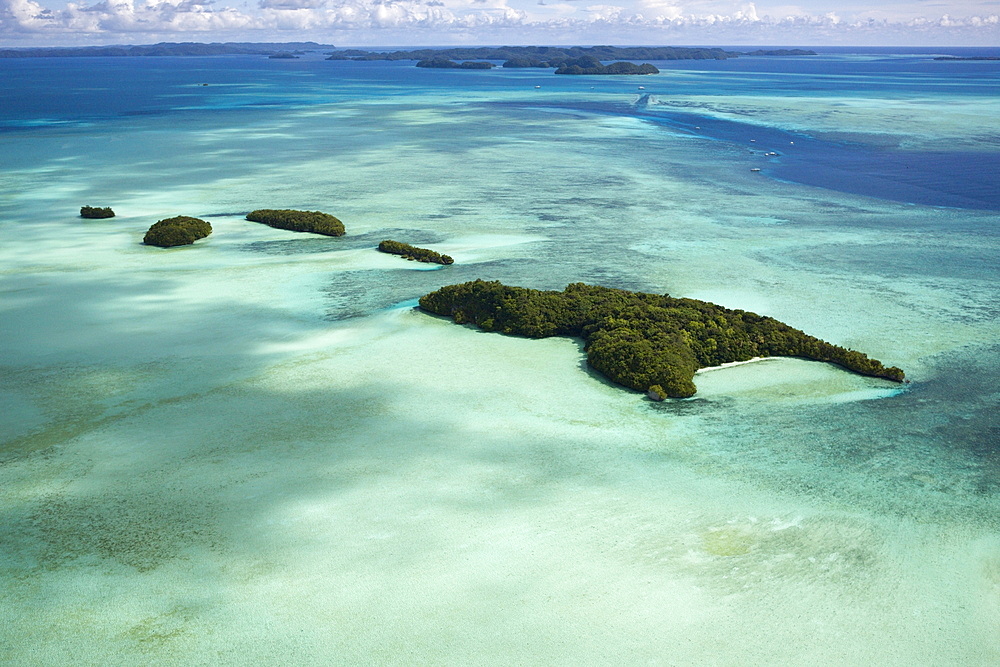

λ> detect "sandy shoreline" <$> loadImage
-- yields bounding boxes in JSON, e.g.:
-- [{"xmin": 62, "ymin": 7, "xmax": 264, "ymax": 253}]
[{"xmin": 695, "ymin": 356, "xmax": 781, "ymax": 374}]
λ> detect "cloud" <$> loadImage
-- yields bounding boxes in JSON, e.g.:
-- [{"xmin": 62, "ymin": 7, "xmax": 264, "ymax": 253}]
[{"xmin": 1, "ymin": 0, "xmax": 998, "ymax": 44}]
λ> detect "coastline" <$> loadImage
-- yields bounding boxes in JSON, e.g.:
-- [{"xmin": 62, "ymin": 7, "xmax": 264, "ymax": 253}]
[{"xmin": 695, "ymin": 356, "xmax": 780, "ymax": 374}]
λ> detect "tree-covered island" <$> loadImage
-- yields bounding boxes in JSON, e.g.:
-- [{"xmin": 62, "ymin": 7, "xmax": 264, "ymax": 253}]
[
  {"xmin": 378, "ymin": 240, "xmax": 454, "ymax": 265},
  {"xmin": 553, "ymin": 57, "xmax": 659, "ymax": 75},
  {"xmin": 419, "ymin": 280, "xmax": 904, "ymax": 399},
  {"xmin": 80, "ymin": 206, "xmax": 115, "ymax": 219},
  {"xmin": 327, "ymin": 45, "xmax": 815, "ymax": 66},
  {"xmin": 416, "ymin": 59, "xmax": 494, "ymax": 69},
  {"xmin": 143, "ymin": 216, "xmax": 212, "ymax": 247},
  {"xmin": 246, "ymin": 209, "xmax": 345, "ymax": 236}
]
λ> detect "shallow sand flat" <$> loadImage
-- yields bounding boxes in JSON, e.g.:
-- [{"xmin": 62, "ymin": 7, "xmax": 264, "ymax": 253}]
[{"xmin": 2, "ymin": 309, "xmax": 998, "ymax": 664}]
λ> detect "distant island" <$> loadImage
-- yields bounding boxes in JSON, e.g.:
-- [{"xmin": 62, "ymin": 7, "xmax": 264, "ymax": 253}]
[
  {"xmin": 554, "ymin": 57, "xmax": 658, "ymax": 75},
  {"xmin": 744, "ymin": 49, "xmax": 818, "ymax": 56},
  {"xmin": 327, "ymin": 45, "xmax": 815, "ymax": 66},
  {"xmin": 268, "ymin": 52, "xmax": 300, "ymax": 60},
  {"xmin": 245, "ymin": 209, "xmax": 345, "ymax": 236},
  {"xmin": 80, "ymin": 206, "xmax": 115, "ymax": 219},
  {"xmin": 143, "ymin": 216, "xmax": 212, "ymax": 247},
  {"xmin": 933, "ymin": 56, "xmax": 1000, "ymax": 61},
  {"xmin": 419, "ymin": 280, "xmax": 904, "ymax": 399},
  {"xmin": 416, "ymin": 59, "xmax": 495, "ymax": 69},
  {"xmin": 378, "ymin": 240, "xmax": 454, "ymax": 265},
  {"xmin": 0, "ymin": 42, "xmax": 333, "ymax": 58}
]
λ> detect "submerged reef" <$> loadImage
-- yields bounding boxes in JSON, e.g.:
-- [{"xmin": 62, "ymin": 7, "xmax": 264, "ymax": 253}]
[
  {"xmin": 378, "ymin": 239, "xmax": 454, "ymax": 265},
  {"xmin": 419, "ymin": 280, "xmax": 905, "ymax": 399},
  {"xmin": 143, "ymin": 216, "xmax": 212, "ymax": 247},
  {"xmin": 80, "ymin": 206, "xmax": 115, "ymax": 219},
  {"xmin": 246, "ymin": 209, "xmax": 345, "ymax": 236}
]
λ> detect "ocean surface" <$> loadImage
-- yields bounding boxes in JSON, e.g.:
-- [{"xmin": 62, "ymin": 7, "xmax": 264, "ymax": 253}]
[{"xmin": 1, "ymin": 49, "xmax": 998, "ymax": 664}]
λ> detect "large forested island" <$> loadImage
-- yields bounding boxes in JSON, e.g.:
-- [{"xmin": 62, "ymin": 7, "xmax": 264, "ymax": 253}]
[
  {"xmin": 419, "ymin": 281, "xmax": 904, "ymax": 399},
  {"xmin": 328, "ymin": 45, "xmax": 815, "ymax": 65},
  {"xmin": 554, "ymin": 57, "xmax": 659, "ymax": 75},
  {"xmin": 0, "ymin": 42, "xmax": 333, "ymax": 58}
]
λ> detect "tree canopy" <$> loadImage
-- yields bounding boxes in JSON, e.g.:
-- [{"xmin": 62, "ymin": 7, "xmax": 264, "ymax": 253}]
[
  {"xmin": 246, "ymin": 209, "xmax": 345, "ymax": 236},
  {"xmin": 378, "ymin": 240, "xmax": 454, "ymax": 265},
  {"xmin": 420, "ymin": 280, "xmax": 904, "ymax": 399},
  {"xmin": 143, "ymin": 216, "xmax": 212, "ymax": 247},
  {"xmin": 80, "ymin": 206, "xmax": 115, "ymax": 219}
]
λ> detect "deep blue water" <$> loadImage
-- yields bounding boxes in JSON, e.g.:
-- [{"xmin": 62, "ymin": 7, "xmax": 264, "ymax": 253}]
[{"xmin": 2, "ymin": 51, "xmax": 998, "ymax": 209}]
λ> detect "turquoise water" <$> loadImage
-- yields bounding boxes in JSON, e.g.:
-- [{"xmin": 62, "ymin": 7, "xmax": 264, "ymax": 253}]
[{"xmin": 1, "ymin": 52, "xmax": 998, "ymax": 664}]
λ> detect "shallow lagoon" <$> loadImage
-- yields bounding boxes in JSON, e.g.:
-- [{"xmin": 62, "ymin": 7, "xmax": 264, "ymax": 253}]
[{"xmin": 1, "ymin": 53, "xmax": 998, "ymax": 664}]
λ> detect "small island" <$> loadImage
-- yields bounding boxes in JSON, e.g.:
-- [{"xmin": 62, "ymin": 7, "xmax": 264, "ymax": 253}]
[
  {"xmin": 268, "ymin": 52, "xmax": 299, "ymax": 59},
  {"xmin": 555, "ymin": 57, "xmax": 659, "ymax": 75},
  {"xmin": 246, "ymin": 209, "xmax": 345, "ymax": 236},
  {"xmin": 378, "ymin": 240, "xmax": 454, "ymax": 265},
  {"xmin": 416, "ymin": 59, "xmax": 494, "ymax": 69},
  {"xmin": 80, "ymin": 206, "xmax": 115, "ymax": 219},
  {"xmin": 143, "ymin": 216, "xmax": 212, "ymax": 247},
  {"xmin": 419, "ymin": 280, "xmax": 904, "ymax": 399}
]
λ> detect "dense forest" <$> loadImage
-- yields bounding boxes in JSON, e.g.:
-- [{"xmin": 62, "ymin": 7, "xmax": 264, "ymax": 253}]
[
  {"xmin": 80, "ymin": 206, "xmax": 115, "ymax": 219},
  {"xmin": 143, "ymin": 216, "xmax": 212, "ymax": 247},
  {"xmin": 246, "ymin": 209, "xmax": 345, "ymax": 236},
  {"xmin": 378, "ymin": 240, "xmax": 454, "ymax": 265},
  {"xmin": 330, "ymin": 46, "xmax": 736, "ymax": 64},
  {"xmin": 553, "ymin": 57, "xmax": 659, "ymax": 75},
  {"xmin": 416, "ymin": 59, "xmax": 494, "ymax": 69},
  {"xmin": 328, "ymin": 45, "xmax": 814, "ymax": 65},
  {"xmin": 1, "ymin": 42, "xmax": 332, "ymax": 58},
  {"xmin": 419, "ymin": 280, "xmax": 904, "ymax": 399}
]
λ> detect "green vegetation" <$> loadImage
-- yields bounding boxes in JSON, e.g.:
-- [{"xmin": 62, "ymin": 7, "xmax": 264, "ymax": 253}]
[
  {"xmin": 415, "ymin": 59, "xmax": 494, "ymax": 69},
  {"xmin": 143, "ymin": 216, "xmax": 212, "ymax": 247},
  {"xmin": 419, "ymin": 280, "xmax": 905, "ymax": 399},
  {"xmin": 329, "ymin": 46, "xmax": 735, "ymax": 63},
  {"xmin": 554, "ymin": 57, "xmax": 659, "ymax": 75},
  {"xmin": 80, "ymin": 206, "xmax": 115, "ymax": 219},
  {"xmin": 246, "ymin": 209, "xmax": 345, "ymax": 236},
  {"xmin": 378, "ymin": 240, "xmax": 454, "ymax": 265},
  {"xmin": 745, "ymin": 49, "xmax": 817, "ymax": 56},
  {"xmin": 2, "ymin": 42, "xmax": 332, "ymax": 58}
]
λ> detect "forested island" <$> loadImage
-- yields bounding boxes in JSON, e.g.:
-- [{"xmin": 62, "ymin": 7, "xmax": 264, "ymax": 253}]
[
  {"xmin": 246, "ymin": 209, "xmax": 345, "ymax": 236},
  {"xmin": 1, "ymin": 42, "xmax": 333, "ymax": 58},
  {"xmin": 327, "ymin": 45, "xmax": 815, "ymax": 65},
  {"xmin": 419, "ymin": 280, "xmax": 904, "ymax": 399},
  {"xmin": 378, "ymin": 240, "xmax": 454, "ymax": 265},
  {"xmin": 143, "ymin": 216, "xmax": 212, "ymax": 247},
  {"xmin": 80, "ymin": 206, "xmax": 115, "ymax": 219},
  {"xmin": 554, "ymin": 57, "xmax": 658, "ymax": 75},
  {"xmin": 416, "ymin": 59, "xmax": 494, "ymax": 69}
]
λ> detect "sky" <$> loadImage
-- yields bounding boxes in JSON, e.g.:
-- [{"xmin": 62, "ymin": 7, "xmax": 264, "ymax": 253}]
[{"xmin": 1, "ymin": 0, "xmax": 999, "ymax": 47}]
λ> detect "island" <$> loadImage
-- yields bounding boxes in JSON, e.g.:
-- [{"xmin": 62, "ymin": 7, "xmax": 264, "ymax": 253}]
[
  {"xmin": 377, "ymin": 240, "xmax": 454, "ymax": 265},
  {"xmin": 268, "ymin": 52, "xmax": 300, "ymax": 60},
  {"xmin": 245, "ymin": 209, "xmax": 345, "ymax": 236},
  {"xmin": 1, "ymin": 42, "xmax": 334, "ymax": 58},
  {"xmin": 328, "ymin": 46, "xmax": 736, "ymax": 63},
  {"xmin": 419, "ymin": 280, "xmax": 905, "ymax": 399},
  {"xmin": 554, "ymin": 57, "xmax": 659, "ymax": 75},
  {"xmin": 143, "ymin": 216, "xmax": 212, "ymax": 247},
  {"xmin": 745, "ymin": 49, "xmax": 818, "ymax": 56},
  {"xmin": 80, "ymin": 206, "xmax": 115, "ymax": 219},
  {"xmin": 416, "ymin": 59, "xmax": 494, "ymax": 69}
]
